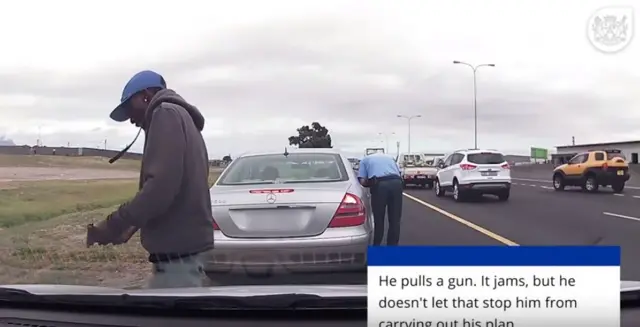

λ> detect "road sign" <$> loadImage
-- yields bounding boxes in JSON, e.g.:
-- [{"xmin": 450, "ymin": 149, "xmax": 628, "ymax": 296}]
[{"xmin": 530, "ymin": 147, "xmax": 548, "ymax": 159}]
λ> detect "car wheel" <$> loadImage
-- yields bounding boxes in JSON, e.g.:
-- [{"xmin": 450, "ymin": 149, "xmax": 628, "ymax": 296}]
[
  {"xmin": 583, "ymin": 175, "xmax": 599, "ymax": 193},
  {"xmin": 553, "ymin": 174, "xmax": 565, "ymax": 191},
  {"xmin": 434, "ymin": 179, "xmax": 445, "ymax": 197},
  {"xmin": 612, "ymin": 182, "xmax": 625, "ymax": 193},
  {"xmin": 425, "ymin": 183, "xmax": 434, "ymax": 190},
  {"xmin": 497, "ymin": 190, "xmax": 510, "ymax": 201},
  {"xmin": 453, "ymin": 181, "xmax": 465, "ymax": 202}
]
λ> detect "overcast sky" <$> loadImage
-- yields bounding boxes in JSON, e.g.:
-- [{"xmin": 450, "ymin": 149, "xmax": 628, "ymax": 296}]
[{"xmin": 0, "ymin": 0, "xmax": 637, "ymax": 158}]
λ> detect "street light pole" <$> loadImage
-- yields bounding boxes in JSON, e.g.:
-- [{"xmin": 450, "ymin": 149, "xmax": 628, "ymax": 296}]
[
  {"xmin": 453, "ymin": 61, "xmax": 495, "ymax": 149},
  {"xmin": 378, "ymin": 132, "xmax": 396, "ymax": 154},
  {"xmin": 396, "ymin": 115, "xmax": 421, "ymax": 155}
]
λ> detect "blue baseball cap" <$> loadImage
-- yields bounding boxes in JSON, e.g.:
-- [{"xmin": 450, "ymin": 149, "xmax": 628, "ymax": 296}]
[{"xmin": 110, "ymin": 70, "xmax": 167, "ymax": 122}]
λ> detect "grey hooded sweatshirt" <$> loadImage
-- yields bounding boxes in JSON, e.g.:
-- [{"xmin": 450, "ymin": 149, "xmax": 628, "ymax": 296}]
[{"xmin": 107, "ymin": 89, "xmax": 214, "ymax": 262}]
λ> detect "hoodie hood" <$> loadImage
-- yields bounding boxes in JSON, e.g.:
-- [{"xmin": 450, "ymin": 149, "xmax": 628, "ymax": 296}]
[{"xmin": 144, "ymin": 89, "xmax": 205, "ymax": 131}]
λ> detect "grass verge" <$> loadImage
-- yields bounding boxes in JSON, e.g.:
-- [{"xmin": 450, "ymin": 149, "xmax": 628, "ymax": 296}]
[
  {"xmin": 0, "ymin": 172, "xmax": 220, "ymax": 287},
  {"xmin": 0, "ymin": 180, "xmax": 138, "ymax": 228},
  {"xmin": 0, "ymin": 154, "xmax": 142, "ymax": 171}
]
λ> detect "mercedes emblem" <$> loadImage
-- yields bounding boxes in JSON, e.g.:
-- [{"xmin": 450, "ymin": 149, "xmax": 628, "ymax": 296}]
[{"xmin": 266, "ymin": 192, "xmax": 277, "ymax": 204}]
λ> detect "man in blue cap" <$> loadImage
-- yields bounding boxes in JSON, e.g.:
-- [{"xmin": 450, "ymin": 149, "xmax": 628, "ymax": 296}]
[
  {"xmin": 358, "ymin": 152, "xmax": 403, "ymax": 246},
  {"xmin": 86, "ymin": 70, "xmax": 214, "ymax": 288}
]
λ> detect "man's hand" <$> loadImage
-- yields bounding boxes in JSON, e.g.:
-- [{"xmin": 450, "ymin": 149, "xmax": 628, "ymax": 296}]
[
  {"xmin": 85, "ymin": 220, "xmax": 113, "ymax": 247},
  {"xmin": 85, "ymin": 213, "xmax": 138, "ymax": 247}
]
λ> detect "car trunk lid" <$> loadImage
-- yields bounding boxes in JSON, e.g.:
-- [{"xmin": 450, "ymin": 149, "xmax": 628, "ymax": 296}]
[{"xmin": 210, "ymin": 182, "xmax": 351, "ymax": 238}]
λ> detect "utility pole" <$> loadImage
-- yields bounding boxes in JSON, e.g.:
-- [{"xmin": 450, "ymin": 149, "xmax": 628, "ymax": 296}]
[
  {"xmin": 571, "ymin": 136, "xmax": 575, "ymax": 146},
  {"xmin": 37, "ymin": 125, "xmax": 42, "ymax": 147},
  {"xmin": 453, "ymin": 61, "xmax": 496, "ymax": 149},
  {"xmin": 378, "ymin": 132, "xmax": 396, "ymax": 154},
  {"xmin": 104, "ymin": 139, "xmax": 107, "ymax": 150},
  {"xmin": 396, "ymin": 115, "xmax": 421, "ymax": 155}
]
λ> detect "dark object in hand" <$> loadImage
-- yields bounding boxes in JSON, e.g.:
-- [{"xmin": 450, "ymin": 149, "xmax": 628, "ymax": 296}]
[
  {"xmin": 85, "ymin": 213, "xmax": 138, "ymax": 248},
  {"xmin": 86, "ymin": 222, "xmax": 111, "ymax": 247}
]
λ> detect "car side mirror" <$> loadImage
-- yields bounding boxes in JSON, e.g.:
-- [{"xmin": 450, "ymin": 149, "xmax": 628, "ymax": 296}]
[{"xmin": 438, "ymin": 163, "xmax": 445, "ymax": 169}]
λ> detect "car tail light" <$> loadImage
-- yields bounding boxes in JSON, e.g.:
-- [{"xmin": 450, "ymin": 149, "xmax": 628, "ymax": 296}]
[
  {"xmin": 501, "ymin": 163, "xmax": 510, "ymax": 169},
  {"xmin": 460, "ymin": 164, "xmax": 477, "ymax": 170},
  {"xmin": 328, "ymin": 193, "xmax": 366, "ymax": 228},
  {"xmin": 602, "ymin": 163, "xmax": 608, "ymax": 169},
  {"xmin": 213, "ymin": 218, "xmax": 220, "ymax": 230}
]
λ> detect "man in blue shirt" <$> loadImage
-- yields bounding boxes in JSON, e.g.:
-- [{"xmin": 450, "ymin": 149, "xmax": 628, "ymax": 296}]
[{"xmin": 358, "ymin": 153, "xmax": 404, "ymax": 246}]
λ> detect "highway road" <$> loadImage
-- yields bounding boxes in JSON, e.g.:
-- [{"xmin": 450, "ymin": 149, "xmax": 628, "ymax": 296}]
[
  {"xmin": 210, "ymin": 165, "xmax": 640, "ymax": 285},
  {"xmin": 401, "ymin": 165, "xmax": 640, "ymax": 280}
]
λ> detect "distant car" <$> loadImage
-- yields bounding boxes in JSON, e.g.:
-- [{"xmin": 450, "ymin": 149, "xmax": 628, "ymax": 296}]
[
  {"xmin": 400, "ymin": 163, "xmax": 438, "ymax": 189},
  {"xmin": 206, "ymin": 149, "xmax": 373, "ymax": 275},
  {"xmin": 434, "ymin": 149, "xmax": 512, "ymax": 202},
  {"xmin": 552, "ymin": 149, "xmax": 629, "ymax": 193}
]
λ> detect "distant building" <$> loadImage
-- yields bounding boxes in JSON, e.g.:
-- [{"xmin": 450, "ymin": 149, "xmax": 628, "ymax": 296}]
[{"xmin": 554, "ymin": 140, "xmax": 640, "ymax": 165}]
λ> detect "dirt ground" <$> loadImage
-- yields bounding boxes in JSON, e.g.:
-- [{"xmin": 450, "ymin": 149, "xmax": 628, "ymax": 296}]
[
  {"xmin": 0, "ymin": 167, "xmax": 138, "ymax": 183},
  {"xmin": 0, "ymin": 165, "xmax": 146, "ymax": 287},
  {"xmin": 0, "ymin": 208, "xmax": 151, "ymax": 288},
  {"xmin": 0, "ymin": 160, "xmax": 223, "ymax": 288}
]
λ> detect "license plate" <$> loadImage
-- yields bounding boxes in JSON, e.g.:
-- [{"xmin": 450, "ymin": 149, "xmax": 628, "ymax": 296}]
[
  {"xmin": 617, "ymin": 170, "xmax": 624, "ymax": 176},
  {"xmin": 481, "ymin": 172, "xmax": 498, "ymax": 176},
  {"xmin": 416, "ymin": 175, "xmax": 426, "ymax": 179}
]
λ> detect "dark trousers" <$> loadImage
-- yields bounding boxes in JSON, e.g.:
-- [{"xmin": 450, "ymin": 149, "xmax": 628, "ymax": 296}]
[{"xmin": 370, "ymin": 178, "xmax": 403, "ymax": 246}]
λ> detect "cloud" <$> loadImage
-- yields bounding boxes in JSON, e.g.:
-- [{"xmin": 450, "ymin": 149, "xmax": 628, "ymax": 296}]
[
  {"xmin": 0, "ymin": 0, "xmax": 638, "ymax": 157},
  {"xmin": 0, "ymin": 136, "xmax": 15, "ymax": 146}
]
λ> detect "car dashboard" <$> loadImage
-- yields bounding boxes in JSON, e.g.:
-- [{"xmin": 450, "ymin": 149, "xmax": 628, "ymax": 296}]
[
  {"xmin": 3, "ymin": 301, "xmax": 640, "ymax": 326},
  {"xmin": 0, "ymin": 305, "xmax": 366, "ymax": 327},
  {"xmin": 4, "ymin": 306, "xmax": 640, "ymax": 326}
]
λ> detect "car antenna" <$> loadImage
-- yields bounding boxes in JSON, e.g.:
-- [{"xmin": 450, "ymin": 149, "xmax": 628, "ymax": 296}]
[{"xmin": 283, "ymin": 147, "xmax": 289, "ymax": 157}]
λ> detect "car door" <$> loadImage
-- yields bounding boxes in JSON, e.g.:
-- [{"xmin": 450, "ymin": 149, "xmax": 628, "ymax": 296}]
[
  {"xmin": 438, "ymin": 154, "xmax": 455, "ymax": 186},
  {"xmin": 448, "ymin": 153, "xmax": 465, "ymax": 181},
  {"xmin": 564, "ymin": 153, "xmax": 588, "ymax": 177}
]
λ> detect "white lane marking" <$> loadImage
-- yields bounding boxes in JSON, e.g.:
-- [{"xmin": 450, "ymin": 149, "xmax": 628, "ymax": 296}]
[
  {"xmin": 603, "ymin": 212, "xmax": 640, "ymax": 222},
  {"xmin": 512, "ymin": 178, "xmax": 640, "ymax": 190},
  {"xmin": 512, "ymin": 182, "xmax": 638, "ymax": 196},
  {"xmin": 512, "ymin": 178, "xmax": 551, "ymax": 183},
  {"xmin": 403, "ymin": 193, "xmax": 519, "ymax": 246}
]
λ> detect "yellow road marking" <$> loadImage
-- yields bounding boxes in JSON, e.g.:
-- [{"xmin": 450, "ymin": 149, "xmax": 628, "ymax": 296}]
[{"xmin": 403, "ymin": 193, "xmax": 519, "ymax": 246}]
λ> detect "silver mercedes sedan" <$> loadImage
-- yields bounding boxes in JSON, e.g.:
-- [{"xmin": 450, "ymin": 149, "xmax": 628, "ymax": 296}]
[{"xmin": 205, "ymin": 148, "xmax": 373, "ymax": 275}]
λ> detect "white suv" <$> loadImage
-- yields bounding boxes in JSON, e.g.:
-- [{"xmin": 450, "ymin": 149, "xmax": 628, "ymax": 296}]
[{"xmin": 434, "ymin": 149, "xmax": 511, "ymax": 202}]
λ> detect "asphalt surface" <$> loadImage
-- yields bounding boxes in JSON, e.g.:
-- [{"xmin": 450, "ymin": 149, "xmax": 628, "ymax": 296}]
[{"xmin": 210, "ymin": 165, "xmax": 640, "ymax": 285}]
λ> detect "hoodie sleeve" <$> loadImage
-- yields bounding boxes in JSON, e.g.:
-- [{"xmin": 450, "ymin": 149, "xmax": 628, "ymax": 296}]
[{"xmin": 108, "ymin": 106, "xmax": 185, "ymax": 229}]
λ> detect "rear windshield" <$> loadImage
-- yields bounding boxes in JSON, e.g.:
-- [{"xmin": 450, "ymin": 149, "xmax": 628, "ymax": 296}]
[
  {"xmin": 606, "ymin": 152, "xmax": 626, "ymax": 160},
  {"xmin": 217, "ymin": 153, "xmax": 349, "ymax": 185},
  {"xmin": 466, "ymin": 153, "xmax": 506, "ymax": 164}
]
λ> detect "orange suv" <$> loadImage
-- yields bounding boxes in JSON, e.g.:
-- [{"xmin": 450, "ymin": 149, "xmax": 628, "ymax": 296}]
[{"xmin": 552, "ymin": 150, "xmax": 629, "ymax": 193}]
